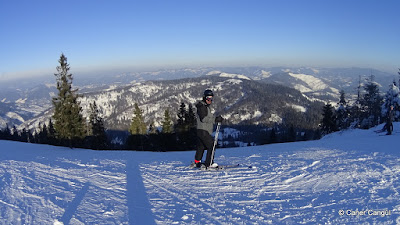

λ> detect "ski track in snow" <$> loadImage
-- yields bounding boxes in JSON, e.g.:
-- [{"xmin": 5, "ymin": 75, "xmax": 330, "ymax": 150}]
[
  {"xmin": 1, "ymin": 124, "xmax": 400, "ymax": 224},
  {"xmin": 141, "ymin": 149, "xmax": 400, "ymax": 224}
]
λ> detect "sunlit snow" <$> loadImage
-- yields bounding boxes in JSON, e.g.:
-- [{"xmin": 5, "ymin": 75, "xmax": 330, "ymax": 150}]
[{"xmin": 1, "ymin": 123, "xmax": 399, "ymax": 224}]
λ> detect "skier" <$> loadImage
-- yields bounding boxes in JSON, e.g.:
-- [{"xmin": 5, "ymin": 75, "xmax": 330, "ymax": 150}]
[
  {"xmin": 193, "ymin": 89, "xmax": 223, "ymax": 168},
  {"xmin": 386, "ymin": 105, "xmax": 395, "ymax": 135}
]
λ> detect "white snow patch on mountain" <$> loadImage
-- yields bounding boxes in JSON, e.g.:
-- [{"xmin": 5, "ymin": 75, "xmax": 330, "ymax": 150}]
[
  {"xmin": 105, "ymin": 85, "xmax": 121, "ymax": 92},
  {"xmin": 129, "ymin": 83, "xmax": 163, "ymax": 99},
  {"xmin": 226, "ymin": 78, "xmax": 243, "ymax": 85},
  {"xmin": 200, "ymin": 79, "xmax": 212, "ymax": 86},
  {"xmin": 206, "ymin": 71, "xmax": 251, "ymax": 80},
  {"xmin": 177, "ymin": 91, "xmax": 197, "ymax": 105},
  {"xmin": 254, "ymin": 110, "xmax": 262, "ymax": 118},
  {"xmin": 329, "ymin": 87, "xmax": 341, "ymax": 95},
  {"xmin": 206, "ymin": 70, "xmax": 222, "ymax": 76},
  {"xmin": 310, "ymin": 68, "xmax": 320, "ymax": 74},
  {"xmin": 289, "ymin": 73, "xmax": 328, "ymax": 91},
  {"xmin": 288, "ymin": 72, "xmax": 341, "ymax": 100},
  {"xmin": 261, "ymin": 70, "xmax": 272, "ymax": 78},
  {"xmin": 294, "ymin": 84, "xmax": 314, "ymax": 93},
  {"xmin": 82, "ymin": 91, "xmax": 122, "ymax": 118},
  {"xmin": 268, "ymin": 113, "xmax": 282, "ymax": 123},
  {"xmin": 0, "ymin": 118, "xmax": 7, "ymax": 129},
  {"xmin": 230, "ymin": 110, "xmax": 262, "ymax": 121},
  {"xmin": 289, "ymin": 104, "xmax": 307, "ymax": 113},
  {"xmin": 6, "ymin": 112, "xmax": 25, "ymax": 123},
  {"xmin": 15, "ymin": 98, "xmax": 27, "ymax": 104},
  {"xmin": 219, "ymin": 72, "xmax": 251, "ymax": 80},
  {"xmin": 214, "ymin": 79, "xmax": 243, "ymax": 91}
]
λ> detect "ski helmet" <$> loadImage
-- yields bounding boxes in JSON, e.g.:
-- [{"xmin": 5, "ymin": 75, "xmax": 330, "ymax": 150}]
[{"xmin": 203, "ymin": 89, "xmax": 214, "ymax": 97}]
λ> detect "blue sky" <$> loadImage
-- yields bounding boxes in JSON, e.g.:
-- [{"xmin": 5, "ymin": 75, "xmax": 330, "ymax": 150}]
[{"xmin": 0, "ymin": 0, "xmax": 399, "ymax": 80}]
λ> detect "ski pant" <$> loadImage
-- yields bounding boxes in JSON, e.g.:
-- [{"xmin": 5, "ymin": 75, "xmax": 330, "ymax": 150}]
[
  {"xmin": 195, "ymin": 129, "xmax": 214, "ymax": 167},
  {"xmin": 386, "ymin": 121, "xmax": 393, "ymax": 134}
]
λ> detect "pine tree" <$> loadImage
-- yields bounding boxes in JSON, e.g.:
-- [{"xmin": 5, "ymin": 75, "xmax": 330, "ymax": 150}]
[
  {"xmin": 176, "ymin": 102, "xmax": 187, "ymax": 133},
  {"xmin": 126, "ymin": 103, "xmax": 147, "ymax": 150},
  {"xmin": 88, "ymin": 101, "xmax": 108, "ymax": 149},
  {"xmin": 338, "ymin": 90, "xmax": 347, "ymax": 106},
  {"xmin": 11, "ymin": 125, "xmax": 19, "ymax": 141},
  {"xmin": 321, "ymin": 103, "xmax": 337, "ymax": 134},
  {"xmin": 360, "ymin": 75, "xmax": 383, "ymax": 128},
  {"xmin": 186, "ymin": 103, "xmax": 197, "ymax": 149},
  {"xmin": 287, "ymin": 126, "xmax": 296, "ymax": 142},
  {"xmin": 39, "ymin": 123, "xmax": 49, "ymax": 144},
  {"xmin": 174, "ymin": 103, "xmax": 197, "ymax": 150},
  {"xmin": 52, "ymin": 54, "xmax": 85, "ymax": 146},
  {"xmin": 336, "ymin": 90, "xmax": 350, "ymax": 130},
  {"xmin": 129, "ymin": 103, "xmax": 147, "ymax": 135},
  {"xmin": 20, "ymin": 128, "xmax": 29, "ymax": 143},
  {"xmin": 48, "ymin": 119, "xmax": 56, "ymax": 145},
  {"xmin": 186, "ymin": 104, "xmax": 196, "ymax": 129},
  {"xmin": 351, "ymin": 75, "xmax": 363, "ymax": 128},
  {"xmin": 161, "ymin": 109, "xmax": 173, "ymax": 134},
  {"xmin": 269, "ymin": 128, "xmax": 277, "ymax": 143},
  {"xmin": 3, "ymin": 124, "xmax": 11, "ymax": 140},
  {"xmin": 381, "ymin": 82, "xmax": 400, "ymax": 120},
  {"xmin": 175, "ymin": 102, "xmax": 196, "ymax": 133}
]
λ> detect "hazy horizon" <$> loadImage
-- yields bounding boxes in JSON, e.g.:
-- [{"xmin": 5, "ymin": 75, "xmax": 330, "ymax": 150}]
[
  {"xmin": 1, "ymin": 0, "xmax": 399, "ymax": 81},
  {"xmin": 0, "ymin": 65, "xmax": 397, "ymax": 87}
]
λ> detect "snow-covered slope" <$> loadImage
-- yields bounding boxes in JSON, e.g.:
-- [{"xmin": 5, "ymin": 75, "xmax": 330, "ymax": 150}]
[{"xmin": 1, "ymin": 123, "xmax": 400, "ymax": 224}]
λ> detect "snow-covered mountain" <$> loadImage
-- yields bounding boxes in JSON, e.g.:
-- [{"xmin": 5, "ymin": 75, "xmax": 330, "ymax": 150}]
[
  {"xmin": 1, "ymin": 123, "xmax": 399, "ymax": 224},
  {"xmin": 22, "ymin": 75, "xmax": 321, "ymax": 131},
  {"xmin": 0, "ymin": 83, "xmax": 56, "ymax": 129},
  {"xmin": 259, "ymin": 67, "xmax": 396, "ymax": 103},
  {"xmin": 0, "ymin": 67, "xmax": 396, "ymax": 130}
]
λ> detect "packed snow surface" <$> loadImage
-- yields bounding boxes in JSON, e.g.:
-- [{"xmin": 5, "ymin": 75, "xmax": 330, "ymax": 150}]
[{"xmin": 1, "ymin": 123, "xmax": 400, "ymax": 224}]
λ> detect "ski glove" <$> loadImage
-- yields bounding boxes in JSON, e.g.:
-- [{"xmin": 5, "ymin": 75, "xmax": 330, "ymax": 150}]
[{"xmin": 215, "ymin": 115, "xmax": 223, "ymax": 123}]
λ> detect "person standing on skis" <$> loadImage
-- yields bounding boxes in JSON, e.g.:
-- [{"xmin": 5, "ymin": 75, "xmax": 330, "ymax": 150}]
[{"xmin": 193, "ymin": 89, "xmax": 223, "ymax": 168}]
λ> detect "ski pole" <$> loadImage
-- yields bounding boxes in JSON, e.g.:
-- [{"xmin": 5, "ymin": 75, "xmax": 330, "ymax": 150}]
[{"xmin": 210, "ymin": 122, "xmax": 221, "ymax": 164}]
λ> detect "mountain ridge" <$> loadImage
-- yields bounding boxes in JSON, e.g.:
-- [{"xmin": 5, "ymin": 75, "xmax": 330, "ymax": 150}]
[
  {"xmin": 0, "ymin": 67, "xmax": 397, "ymax": 130},
  {"xmin": 22, "ymin": 75, "xmax": 322, "ymax": 131}
]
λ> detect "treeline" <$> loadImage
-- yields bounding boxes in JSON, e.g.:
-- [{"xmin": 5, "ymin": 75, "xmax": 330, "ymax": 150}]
[
  {"xmin": 218, "ymin": 125, "xmax": 321, "ymax": 148},
  {"xmin": 0, "ymin": 100, "xmax": 198, "ymax": 151},
  {"xmin": 124, "ymin": 102, "xmax": 197, "ymax": 151},
  {"xmin": 321, "ymin": 72, "xmax": 400, "ymax": 135}
]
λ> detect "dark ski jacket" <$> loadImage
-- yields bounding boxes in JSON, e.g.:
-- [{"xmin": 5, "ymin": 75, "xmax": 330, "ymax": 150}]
[
  {"xmin": 387, "ymin": 109, "xmax": 394, "ymax": 123},
  {"xmin": 196, "ymin": 100, "xmax": 215, "ymax": 135}
]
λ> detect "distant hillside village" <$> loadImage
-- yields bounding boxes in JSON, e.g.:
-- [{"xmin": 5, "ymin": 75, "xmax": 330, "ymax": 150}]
[{"xmin": 1, "ymin": 54, "xmax": 400, "ymax": 150}]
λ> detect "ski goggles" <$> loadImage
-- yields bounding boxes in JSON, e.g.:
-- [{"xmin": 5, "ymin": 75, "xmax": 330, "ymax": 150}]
[{"xmin": 205, "ymin": 96, "xmax": 213, "ymax": 101}]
